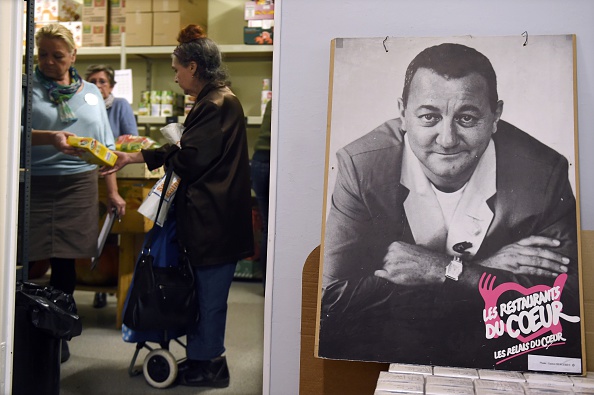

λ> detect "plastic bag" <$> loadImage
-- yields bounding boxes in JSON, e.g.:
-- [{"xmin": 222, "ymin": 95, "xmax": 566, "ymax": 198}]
[
  {"xmin": 137, "ymin": 123, "xmax": 183, "ymax": 225},
  {"xmin": 15, "ymin": 282, "xmax": 82, "ymax": 340},
  {"xmin": 137, "ymin": 172, "xmax": 181, "ymax": 226},
  {"xmin": 160, "ymin": 122, "xmax": 183, "ymax": 146}
]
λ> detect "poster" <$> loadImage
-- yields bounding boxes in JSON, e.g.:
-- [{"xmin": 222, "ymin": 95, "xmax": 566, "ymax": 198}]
[{"xmin": 316, "ymin": 35, "xmax": 584, "ymax": 373}]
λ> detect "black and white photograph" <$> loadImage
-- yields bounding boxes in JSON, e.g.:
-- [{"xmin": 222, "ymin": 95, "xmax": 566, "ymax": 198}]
[{"xmin": 316, "ymin": 35, "xmax": 584, "ymax": 373}]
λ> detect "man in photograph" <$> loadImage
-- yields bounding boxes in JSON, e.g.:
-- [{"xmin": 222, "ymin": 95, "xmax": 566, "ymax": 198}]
[{"xmin": 319, "ymin": 43, "xmax": 581, "ymax": 369}]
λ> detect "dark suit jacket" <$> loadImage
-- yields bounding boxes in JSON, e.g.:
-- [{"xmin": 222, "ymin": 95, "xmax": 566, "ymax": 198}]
[{"xmin": 319, "ymin": 118, "xmax": 580, "ymax": 369}]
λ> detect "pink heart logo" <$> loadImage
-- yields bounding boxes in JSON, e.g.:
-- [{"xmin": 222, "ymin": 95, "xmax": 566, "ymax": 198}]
[{"xmin": 479, "ymin": 273, "xmax": 569, "ymax": 343}]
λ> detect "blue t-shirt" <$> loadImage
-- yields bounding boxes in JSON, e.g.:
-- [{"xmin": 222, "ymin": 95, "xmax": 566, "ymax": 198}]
[
  {"xmin": 107, "ymin": 97, "xmax": 138, "ymax": 138},
  {"xmin": 31, "ymin": 75, "xmax": 115, "ymax": 176}
]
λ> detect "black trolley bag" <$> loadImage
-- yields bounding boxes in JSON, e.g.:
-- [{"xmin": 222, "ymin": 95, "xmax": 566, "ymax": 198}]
[{"xmin": 121, "ymin": 167, "xmax": 198, "ymax": 389}]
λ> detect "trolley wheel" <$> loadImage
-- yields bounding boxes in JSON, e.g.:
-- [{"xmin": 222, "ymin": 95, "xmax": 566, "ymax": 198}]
[{"xmin": 143, "ymin": 349, "xmax": 178, "ymax": 388}]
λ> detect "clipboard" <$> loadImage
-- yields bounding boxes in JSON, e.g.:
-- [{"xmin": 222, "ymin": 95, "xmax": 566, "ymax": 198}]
[{"xmin": 91, "ymin": 208, "xmax": 117, "ymax": 270}]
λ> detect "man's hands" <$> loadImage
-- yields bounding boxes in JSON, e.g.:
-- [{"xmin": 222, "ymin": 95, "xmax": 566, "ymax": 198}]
[
  {"xmin": 477, "ymin": 235, "xmax": 569, "ymax": 277},
  {"xmin": 376, "ymin": 236, "xmax": 570, "ymax": 287},
  {"xmin": 99, "ymin": 151, "xmax": 144, "ymax": 176},
  {"xmin": 375, "ymin": 241, "xmax": 450, "ymax": 286}
]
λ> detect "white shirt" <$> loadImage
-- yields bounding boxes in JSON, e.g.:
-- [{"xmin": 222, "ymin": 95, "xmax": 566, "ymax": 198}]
[{"xmin": 431, "ymin": 182, "xmax": 467, "ymax": 230}]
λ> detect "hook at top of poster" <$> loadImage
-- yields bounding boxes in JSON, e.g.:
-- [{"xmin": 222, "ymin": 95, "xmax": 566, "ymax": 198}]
[
  {"xmin": 383, "ymin": 36, "xmax": 388, "ymax": 52},
  {"xmin": 522, "ymin": 31, "xmax": 528, "ymax": 46}
]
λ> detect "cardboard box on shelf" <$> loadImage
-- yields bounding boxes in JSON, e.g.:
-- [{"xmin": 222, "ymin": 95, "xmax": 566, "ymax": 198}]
[
  {"xmin": 247, "ymin": 19, "xmax": 274, "ymax": 29},
  {"xmin": 108, "ymin": 15, "xmax": 125, "ymax": 46},
  {"xmin": 152, "ymin": 12, "xmax": 179, "ymax": 46},
  {"xmin": 82, "ymin": 22, "xmax": 107, "ymax": 46},
  {"xmin": 126, "ymin": 0, "xmax": 151, "ymax": 12},
  {"xmin": 244, "ymin": 26, "xmax": 273, "ymax": 45},
  {"xmin": 62, "ymin": 21, "xmax": 84, "ymax": 46},
  {"xmin": 82, "ymin": 0, "xmax": 108, "ymax": 23},
  {"xmin": 125, "ymin": 11, "xmax": 152, "ymax": 46},
  {"xmin": 152, "ymin": 0, "xmax": 208, "ymax": 16},
  {"xmin": 109, "ymin": 0, "xmax": 126, "ymax": 17},
  {"xmin": 244, "ymin": 1, "xmax": 274, "ymax": 20},
  {"xmin": 152, "ymin": 0, "xmax": 180, "ymax": 12},
  {"xmin": 152, "ymin": 9, "xmax": 207, "ymax": 45},
  {"xmin": 33, "ymin": 0, "xmax": 83, "ymax": 23},
  {"xmin": 34, "ymin": 21, "xmax": 83, "ymax": 47}
]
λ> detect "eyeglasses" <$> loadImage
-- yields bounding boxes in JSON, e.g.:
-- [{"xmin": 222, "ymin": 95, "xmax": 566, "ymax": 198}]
[{"xmin": 89, "ymin": 78, "xmax": 110, "ymax": 86}]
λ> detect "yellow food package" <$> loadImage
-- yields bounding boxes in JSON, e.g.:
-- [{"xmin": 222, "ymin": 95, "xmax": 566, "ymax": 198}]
[{"xmin": 67, "ymin": 136, "xmax": 118, "ymax": 167}]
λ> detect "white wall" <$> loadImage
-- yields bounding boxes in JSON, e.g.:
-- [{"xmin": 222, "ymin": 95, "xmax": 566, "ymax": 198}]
[
  {"xmin": 0, "ymin": 0, "xmax": 24, "ymax": 392},
  {"xmin": 268, "ymin": 1, "xmax": 594, "ymax": 393}
]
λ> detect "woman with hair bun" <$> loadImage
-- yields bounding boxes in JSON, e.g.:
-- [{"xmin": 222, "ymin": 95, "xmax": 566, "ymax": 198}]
[{"xmin": 101, "ymin": 24, "xmax": 254, "ymax": 388}]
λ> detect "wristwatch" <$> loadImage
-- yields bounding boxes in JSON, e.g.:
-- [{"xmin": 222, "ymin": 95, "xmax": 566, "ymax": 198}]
[{"xmin": 445, "ymin": 256, "xmax": 464, "ymax": 281}]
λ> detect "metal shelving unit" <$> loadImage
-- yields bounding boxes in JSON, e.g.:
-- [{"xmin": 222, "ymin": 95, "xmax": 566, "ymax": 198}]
[
  {"xmin": 76, "ymin": 44, "xmax": 273, "ymax": 58},
  {"xmin": 17, "ymin": 0, "xmax": 35, "ymax": 282},
  {"xmin": 71, "ymin": 42, "xmax": 273, "ymax": 98},
  {"xmin": 137, "ymin": 115, "xmax": 263, "ymax": 126}
]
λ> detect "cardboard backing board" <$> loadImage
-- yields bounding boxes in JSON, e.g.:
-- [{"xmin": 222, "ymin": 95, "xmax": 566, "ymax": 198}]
[{"xmin": 315, "ymin": 35, "xmax": 584, "ymax": 374}]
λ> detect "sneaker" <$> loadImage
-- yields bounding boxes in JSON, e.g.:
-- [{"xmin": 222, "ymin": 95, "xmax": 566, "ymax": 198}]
[{"xmin": 177, "ymin": 356, "xmax": 229, "ymax": 388}]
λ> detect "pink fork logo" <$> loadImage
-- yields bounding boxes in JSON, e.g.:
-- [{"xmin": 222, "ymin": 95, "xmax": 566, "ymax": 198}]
[{"xmin": 478, "ymin": 273, "xmax": 579, "ymax": 342}]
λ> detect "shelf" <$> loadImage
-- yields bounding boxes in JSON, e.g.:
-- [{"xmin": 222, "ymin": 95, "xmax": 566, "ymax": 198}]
[
  {"xmin": 137, "ymin": 114, "xmax": 263, "ymax": 126},
  {"xmin": 72, "ymin": 44, "xmax": 272, "ymax": 59},
  {"xmin": 247, "ymin": 115, "xmax": 263, "ymax": 125},
  {"xmin": 136, "ymin": 115, "xmax": 171, "ymax": 125}
]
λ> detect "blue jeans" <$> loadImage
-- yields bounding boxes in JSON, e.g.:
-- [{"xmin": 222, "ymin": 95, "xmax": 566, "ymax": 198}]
[
  {"xmin": 250, "ymin": 151, "xmax": 270, "ymax": 287},
  {"xmin": 186, "ymin": 261, "xmax": 237, "ymax": 360}
]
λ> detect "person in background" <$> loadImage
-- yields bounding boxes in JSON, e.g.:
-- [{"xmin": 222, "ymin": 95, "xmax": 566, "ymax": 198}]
[
  {"xmin": 85, "ymin": 64, "xmax": 138, "ymax": 138},
  {"xmin": 85, "ymin": 64, "xmax": 138, "ymax": 309},
  {"xmin": 29, "ymin": 23, "xmax": 126, "ymax": 363},
  {"xmin": 251, "ymin": 99, "xmax": 271, "ymax": 291},
  {"xmin": 101, "ymin": 24, "xmax": 254, "ymax": 388}
]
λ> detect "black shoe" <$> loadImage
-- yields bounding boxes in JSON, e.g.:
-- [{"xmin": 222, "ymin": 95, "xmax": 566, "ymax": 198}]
[
  {"xmin": 176, "ymin": 358, "xmax": 198, "ymax": 375},
  {"xmin": 61, "ymin": 340, "xmax": 70, "ymax": 363},
  {"xmin": 93, "ymin": 292, "xmax": 107, "ymax": 308},
  {"xmin": 178, "ymin": 356, "xmax": 229, "ymax": 388}
]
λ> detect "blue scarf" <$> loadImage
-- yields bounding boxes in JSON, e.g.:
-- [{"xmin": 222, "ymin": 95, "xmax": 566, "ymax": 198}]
[{"xmin": 35, "ymin": 65, "xmax": 82, "ymax": 123}]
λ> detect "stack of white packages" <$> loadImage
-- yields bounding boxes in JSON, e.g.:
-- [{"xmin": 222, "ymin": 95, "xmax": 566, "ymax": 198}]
[
  {"xmin": 476, "ymin": 369, "xmax": 526, "ymax": 395},
  {"xmin": 570, "ymin": 375, "xmax": 594, "ymax": 394},
  {"xmin": 427, "ymin": 367, "xmax": 478, "ymax": 395},
  {"xmin": 523, "ymin": 372, "xmax": 573, "ymax": 394},
  {"xmin": 374, "ymin": 371, "xmax": 424, "ymax": 394},
  {"xmin": 373, "ymin": 363, "xmax": 594, "ymax": 394}
]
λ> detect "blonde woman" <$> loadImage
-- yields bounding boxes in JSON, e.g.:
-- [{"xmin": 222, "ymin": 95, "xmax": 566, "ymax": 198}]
[{"xmin": 29, "ymin": 23, "xmax": 125, "ymax": 362}]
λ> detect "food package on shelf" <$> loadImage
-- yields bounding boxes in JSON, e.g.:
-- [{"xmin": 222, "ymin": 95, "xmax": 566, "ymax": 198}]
[{"xmin": 115, "ymin": 135, "xmax": 159, "ymax": 152}]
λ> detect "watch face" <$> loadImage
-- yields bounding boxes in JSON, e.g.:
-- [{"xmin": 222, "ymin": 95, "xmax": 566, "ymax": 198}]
[{"xmin": 446, "ymin": 260, "xmax": 463, "ymax": 280}]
